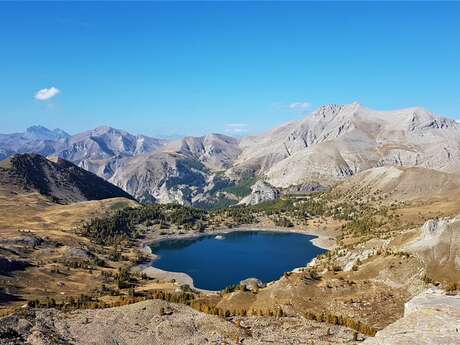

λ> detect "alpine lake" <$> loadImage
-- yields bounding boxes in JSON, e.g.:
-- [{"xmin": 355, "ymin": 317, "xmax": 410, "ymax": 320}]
[{"xmin": 150, "ymin": 230, "xmax": 325, "ymax": 291}]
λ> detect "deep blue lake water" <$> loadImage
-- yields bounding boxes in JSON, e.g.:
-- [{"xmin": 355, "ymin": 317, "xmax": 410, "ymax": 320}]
[{"xmin": 150, "ymin": 231, "xmax": 325, "ymax": 290}]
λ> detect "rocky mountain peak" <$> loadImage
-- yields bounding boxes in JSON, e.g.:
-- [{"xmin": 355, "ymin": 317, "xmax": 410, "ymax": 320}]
[
  {"xmin": 306, "ymin": 103, "xmax": 369, "ymax": 130},
  {"xmin": 90, "ymin": 125, "xmax": 130, "ymax": 137},
  {"xmin": 25, "ymin": 125, "xmax": 70, "ymax": 141},
  {"xmin": 312, "ymin": 103, "xmax": 345, "ymax": 120}
]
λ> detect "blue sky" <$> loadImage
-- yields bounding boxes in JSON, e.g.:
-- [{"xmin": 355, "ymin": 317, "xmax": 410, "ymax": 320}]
[{"xmin": 1, "ymin": 2, "xmax": 459, "ymax": 137}]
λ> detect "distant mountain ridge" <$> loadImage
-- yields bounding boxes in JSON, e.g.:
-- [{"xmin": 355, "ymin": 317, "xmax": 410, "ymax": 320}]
[
  {"xmin": 0, "ymin": 126, "xmax": 70, "ymax": 161},
  {"xmin": 109, "ymin": 133, "xmax": 241, "ymax": 204},
  {"xmin": 2, "ymin": 103, "xmax": 460, "ymax": 206},
  {"xmin": 24, "ymin": 125, "xmax": 70, "ymax": 141},
  {"xmin": 0, "ymin": 125, "xmax": 167, "ymax": 178}
]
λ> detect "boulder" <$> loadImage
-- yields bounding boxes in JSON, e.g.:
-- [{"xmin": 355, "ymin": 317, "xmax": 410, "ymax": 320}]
[{"xmin": 239, "ymin": 278, "xmax": 265, "ymax": 291}]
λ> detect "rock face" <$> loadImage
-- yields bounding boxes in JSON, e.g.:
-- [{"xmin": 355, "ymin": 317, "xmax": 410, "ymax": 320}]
[
  {"xmin": 109, "ymin": 133, "xmax": 240, "ymax": 204},
  {"xmin": 363, "ymin": 288, "xmax": 460, "ymax": 345},
  {"xmin": 407, "ymin": 216, "xmax": 460, "ymax": 284},
  {"xmin": 284, "ymin": 182, "xmax": 328, "ymax": 195},
  {"xmin": 234, "ymin": 102, "xmax": 460, "ymax": 187},
  {"xmin": 109, "ymin": 152, "xmax": 210, "ymax": 204},
  {"xmin": 0, "ymin": 154, "xmax": 134, "ymax": 204},
  {"xmin": 0, "ymin": 256, "xmax": 30, "ymax": 275},
  {"xmin": 239, "ymin": 180, "xmax": 279, "ymax": 205},
  {"xmin": 164, "ymin": 133, "xmax": 241, "ymax": 170}
]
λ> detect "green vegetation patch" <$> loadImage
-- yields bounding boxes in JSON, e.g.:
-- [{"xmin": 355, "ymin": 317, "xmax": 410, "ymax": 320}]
[
  {"xmin": 81, "ymin": 204, "xmax": 207, "ymax": 245},
  {"xmin": 219, "ymin": 177, "xmax": 257, "ymax": 197}
]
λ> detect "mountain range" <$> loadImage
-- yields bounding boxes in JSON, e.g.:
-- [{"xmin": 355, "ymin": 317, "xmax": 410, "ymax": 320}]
[{"xmin": 2, "ymin": 102, "xmax": 460, "ymax": 206}]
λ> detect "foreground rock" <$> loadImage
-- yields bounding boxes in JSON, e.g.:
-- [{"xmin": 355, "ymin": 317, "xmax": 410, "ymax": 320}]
[
  {"xmin": 363, "ymin": 288, "xmax": 460, "ymax": 345},
  {"xmin": 0, "ymin": 299, "xmax": 366, "ymax": 345}
]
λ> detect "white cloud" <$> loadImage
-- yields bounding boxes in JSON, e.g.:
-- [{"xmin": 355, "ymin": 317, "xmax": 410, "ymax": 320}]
[
  {"xmin": 288, "ymin": 101, "xmax": 311, "ymax": 110},
  {"xmin": 226, "ymin": 123, "xmax": 248, "ymax": 128},
  {"xmin": 225, "ymin": 123, "xmax": 249, "ymax": 134},
  {"xmin": 34, "ymin": 87, "xmax": 60, "ymax": 101}
]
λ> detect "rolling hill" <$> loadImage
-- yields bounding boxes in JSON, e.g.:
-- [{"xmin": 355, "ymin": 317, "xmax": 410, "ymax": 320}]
[{"xmin": 0, "ymin": 153, "xmax": 134, "ymax": 204}]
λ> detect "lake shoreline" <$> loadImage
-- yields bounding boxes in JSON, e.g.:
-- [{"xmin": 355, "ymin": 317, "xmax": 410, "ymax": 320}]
[{"xmin": 132, "ymin": 225, "xmax": 335, "ymax": 292}]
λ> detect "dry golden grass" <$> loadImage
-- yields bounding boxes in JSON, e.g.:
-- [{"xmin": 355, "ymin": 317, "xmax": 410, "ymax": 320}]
[
  {"xmin": 0, "ymin": 190, "xmax": 138, "ymax": 308},
  {"xmin": 0, "ymin": 188, "xmax": 137, "ymax": 234}
]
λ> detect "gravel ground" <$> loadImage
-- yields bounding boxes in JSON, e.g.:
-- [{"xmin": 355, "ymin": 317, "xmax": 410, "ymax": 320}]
[{"xmin": 0, "ymin": 299, "xmax": 365, "ymax": 345}]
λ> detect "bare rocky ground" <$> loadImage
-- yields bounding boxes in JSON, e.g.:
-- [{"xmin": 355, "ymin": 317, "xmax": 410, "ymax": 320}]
[
  {"xmin": 0, "ymin": 299, "xmax": 365, "ymax": 345},
  {"xmin": 363, "ymin": 288, "xmax": 460, "ymax": 345}
]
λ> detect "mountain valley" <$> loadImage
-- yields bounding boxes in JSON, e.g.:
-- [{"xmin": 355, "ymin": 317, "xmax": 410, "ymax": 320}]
[{"xmin": 1, "ymin": 103, "xmax": 459, "ymax": 344}]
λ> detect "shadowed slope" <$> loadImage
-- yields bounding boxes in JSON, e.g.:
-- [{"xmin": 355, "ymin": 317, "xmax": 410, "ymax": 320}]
[{"xmin": 0, "ymin": 154, "xmax": 134, "ymax": 204}]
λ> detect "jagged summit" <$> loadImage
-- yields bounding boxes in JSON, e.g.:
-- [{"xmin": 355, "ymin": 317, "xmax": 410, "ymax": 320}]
[
  {"xmin": 234, "ymin": 103, "xmax": 460, "ymax": 188},
  {"xmin": 25, "ymin": 125, "xmax": 70, "ymax": 141},
  {"xmin": 164, "ymin": 133, "xmax": 240, "ymax": 170}
]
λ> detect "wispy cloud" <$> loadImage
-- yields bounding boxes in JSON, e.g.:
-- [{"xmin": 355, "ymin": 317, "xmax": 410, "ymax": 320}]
[
  {"xmin": 288, "ymin": 101, "xmax": 311, "ymax": 110},
  {"xmin": 272, "ymin": 100, "xmax": 312, "ymax": 115},
  {"xmin": 225, "ymin": 123, "xmax": 249, "ymax": 135},
  {"xmin": 35, "ymin": 87, "xmax": 60, "ymax": 101}
]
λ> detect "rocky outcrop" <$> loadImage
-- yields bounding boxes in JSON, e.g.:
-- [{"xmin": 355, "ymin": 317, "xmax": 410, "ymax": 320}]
[
  {"xmin": 409, "ymin": 217, "xmax": 455, "ymax": 250},
  {"xmin": 0, "ymin": 256, "xmax": 30, "ymax": 275},
  {"xmin": 284, "ymin": 182, "xmax": 328, "ymax": 195},
  {"xmin": 363, "ymin": 288, "xmax": 460, "ymax": 345},
  {"xmin": 239, "ymin": 278, "xmax": 265, "ymax": 291},
  {"xmin": 407, "ymin": 217, "xmax": 460, "ymax": 284},
  {"xmin": 238, "ymin": 180, "xmax": 279, "ymax": 205}
]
